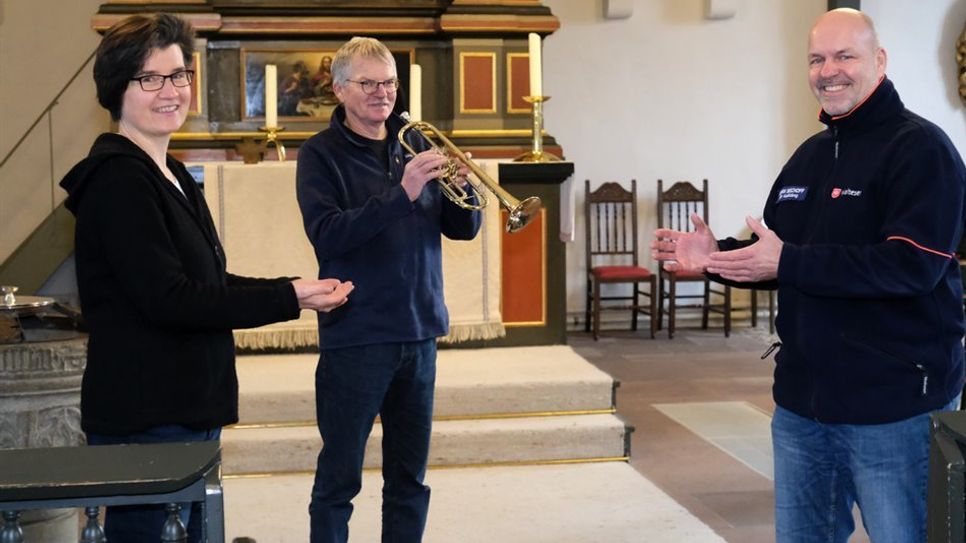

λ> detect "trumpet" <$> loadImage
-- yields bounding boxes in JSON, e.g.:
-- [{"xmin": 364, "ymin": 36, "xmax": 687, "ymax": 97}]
[{"xmin": 398, "ymin": 120, "xmax": 542, "ymax": 233}]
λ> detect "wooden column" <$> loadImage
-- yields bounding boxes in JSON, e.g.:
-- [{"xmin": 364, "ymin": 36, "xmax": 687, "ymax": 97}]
[{"xmin": 471, "ymin": 162, "xmax": 574, "ymax": 347}]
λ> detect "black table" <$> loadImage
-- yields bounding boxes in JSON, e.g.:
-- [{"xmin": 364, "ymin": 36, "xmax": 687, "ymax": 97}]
[{"xmin": 0, "ymin": 441, "xmax": 223, "ymax": 542}]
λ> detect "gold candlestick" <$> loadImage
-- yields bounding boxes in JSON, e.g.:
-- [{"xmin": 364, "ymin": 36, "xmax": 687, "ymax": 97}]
[
  {"xmin": 259, "ymin": 126, "xmax": 287, "ymax": 162},
  {"xmin": 234, "ymin": 127, "xmax": 287, "ymax": 164},
  {"xmin": 514, "ymin": 95, "xmax": 560, "ymax": 163}
]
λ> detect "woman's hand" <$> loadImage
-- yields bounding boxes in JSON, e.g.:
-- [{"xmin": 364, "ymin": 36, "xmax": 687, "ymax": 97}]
[{"xmin": 292, "ymin": 278, "xmax": 354, "ymax": 312}]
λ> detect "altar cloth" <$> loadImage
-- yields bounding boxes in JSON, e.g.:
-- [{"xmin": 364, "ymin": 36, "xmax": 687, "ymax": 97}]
[{"xmin": 201, "ymin": 160, "xmax": 504, "ymax": 349}]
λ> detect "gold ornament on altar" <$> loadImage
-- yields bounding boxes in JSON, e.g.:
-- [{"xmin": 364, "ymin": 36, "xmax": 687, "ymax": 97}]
[{"xmin": 958, "ymin": 20, "xmax": 966, "ymax": 107}]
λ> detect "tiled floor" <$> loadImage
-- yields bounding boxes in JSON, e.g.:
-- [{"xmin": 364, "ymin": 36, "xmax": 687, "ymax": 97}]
[{"xmin": 569, "ymin": 324, "xmax": 872, "ymax": 543}]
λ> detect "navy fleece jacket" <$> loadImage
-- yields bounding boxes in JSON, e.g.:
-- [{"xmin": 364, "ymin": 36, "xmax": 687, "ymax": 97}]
[
  {"xmin": 719, "ymin": 78, "xmax": 966, "ymax": 424},
  {"xmin": 296, "ymin": 107, "xmax": 481, "ymax": 349}
]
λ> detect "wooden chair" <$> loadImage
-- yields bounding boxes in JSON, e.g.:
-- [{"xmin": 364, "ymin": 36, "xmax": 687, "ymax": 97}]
[
  {"xmin": 751, "ymin": 289, "xmax": 776, "ymax": 334},
  {"xmin": 584, "ymin": 179, "xmax": 657, "ymax": 340},
  {"xmin": 656, "ymin": 179, "xmax": 732, "ymax": 338}
]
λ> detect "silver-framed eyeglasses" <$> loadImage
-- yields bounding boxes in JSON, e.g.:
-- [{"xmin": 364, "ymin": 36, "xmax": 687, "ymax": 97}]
[
  {"xmin": 345, "ymin": 78, "xmax": 400, "ymax": 95},
  {"xmin": 130, "ymin": 70, "xmax": 195, "ymax": 92}
]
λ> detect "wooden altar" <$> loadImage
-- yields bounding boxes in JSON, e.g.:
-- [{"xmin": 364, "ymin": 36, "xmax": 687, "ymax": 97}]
[
  {"xmin": 91, "ymin": 0, "xmax": 564, "ymax": 161},
  {"xmin": 92, "ymin": 1, "xmax": 572, "ymax": 347}
]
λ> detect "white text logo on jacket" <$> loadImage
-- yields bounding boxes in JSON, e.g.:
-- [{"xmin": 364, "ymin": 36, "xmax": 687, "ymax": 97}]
[
  {"xmin": 830, "ymin": 187, "xmax": 863, "ymax": 199},
  {"xmin": 777, "ymin": 186, "xmax": 808, "ymax": 202}
]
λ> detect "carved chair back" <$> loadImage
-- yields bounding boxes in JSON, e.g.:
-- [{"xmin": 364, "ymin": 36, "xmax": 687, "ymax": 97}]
[
  {"xmin": 584, "ymin": 180, "xmax": 640, "ymax": 271},
  {"xmin": 657, "ymin": 179, "xmax": 708, "ymax": 233}
]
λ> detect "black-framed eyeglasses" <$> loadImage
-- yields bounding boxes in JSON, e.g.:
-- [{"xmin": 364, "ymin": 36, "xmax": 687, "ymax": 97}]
[
  {"xmin": 130, "ymin": 70, "xmax": 195, "ymax": 92},
  {"xmin": 345, "ymin": 78, "xmax": 400, "ymax": 95}
]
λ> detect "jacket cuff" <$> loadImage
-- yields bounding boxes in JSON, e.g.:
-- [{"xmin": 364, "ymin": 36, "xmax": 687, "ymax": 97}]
[
  {"xmin": 281, "ymin": 282, "xmax": 302, "ymax": 320},
  {"xmin": 777, "ymin": 243, "xmax": 800, "ymax": 287}
]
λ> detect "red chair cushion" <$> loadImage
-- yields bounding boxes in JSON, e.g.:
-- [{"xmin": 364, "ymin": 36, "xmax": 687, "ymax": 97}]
[
  {"xmin": 668, "ymin": 269, "xmax": 705, "ymax": 280},
  {"xmin": 591, "ymin": 265, "xmax": 653, "ymax": 281}
]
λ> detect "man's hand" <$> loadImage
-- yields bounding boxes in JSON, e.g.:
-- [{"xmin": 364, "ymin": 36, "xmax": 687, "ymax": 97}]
[
  {"xmin": 706, "ymin": 216, "xmax": 782, "ymax": 282},
  {"xmin": 292, "ymin": 278, "xmax": 354, "ymax": 312},
  {"xmin": 452, "ymin": 151, "xmax": 472, "ymax": 188},
  {"xmin": 650, "ymin": 213, "xmax": 719, "ymax": 273},
  {"xmin": 401, "ymin": 149, "xmax": 450, "ymax": 201}
]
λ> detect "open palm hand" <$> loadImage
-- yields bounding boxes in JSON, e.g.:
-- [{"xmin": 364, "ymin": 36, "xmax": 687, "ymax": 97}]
[{"xmin": 650, "ymin": 213, "xmax": 718, "ymax": 273}]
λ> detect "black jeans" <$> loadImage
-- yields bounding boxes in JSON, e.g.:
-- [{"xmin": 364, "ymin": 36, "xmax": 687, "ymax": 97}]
[{"xmin": 310, "ymin": 340, "xmax": 437, "ymax": 543}]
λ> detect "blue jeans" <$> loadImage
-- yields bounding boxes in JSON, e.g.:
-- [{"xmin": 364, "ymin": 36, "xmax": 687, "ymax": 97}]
[
  {"xmin": 86, "ymin": 424, "xmax": 221, "ymax": 543},
  {"xmin": 310, "ymin": 340, "xmax": 437, "ymax": 543},
  {"xmin": 772, "ymin": 395, "xmax": 960, "ymax": 543}
]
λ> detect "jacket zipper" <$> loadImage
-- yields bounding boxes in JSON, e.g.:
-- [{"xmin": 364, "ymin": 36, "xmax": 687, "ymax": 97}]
[
  {"xmin": 804, "ymin": 128, "xmax": 840, "ymax": 418},
  {"xmin": 841, "ymin": 333, "xmax": 929, "ymax": 396},
  {"xmin": 803, "ymin": 126, "xmax": 840, "ymax": 246},
  {"xmin": 833, "ymin": 126, "xmax": 839, "ymax": 159}
]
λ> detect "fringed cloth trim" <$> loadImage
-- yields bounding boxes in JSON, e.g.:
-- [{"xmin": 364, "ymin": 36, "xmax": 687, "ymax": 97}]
[
  {"xmin": 234, "ymin": 327, "xmax": 319, "ymax": 351},
  {"xmin": 439, "ymin": 322, "xmax": 506, "ymax": 344},
  {"xmin": 234, "ymin": 322, "xmax": 506, "ymax": 351}
]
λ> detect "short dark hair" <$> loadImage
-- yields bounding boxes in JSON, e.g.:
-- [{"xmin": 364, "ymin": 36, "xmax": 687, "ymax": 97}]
[{"xmin": 93, "ymin": 13, "xmax": 195, "ymax": 121}]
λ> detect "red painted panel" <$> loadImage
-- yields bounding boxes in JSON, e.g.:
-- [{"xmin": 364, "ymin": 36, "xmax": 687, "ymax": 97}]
[
  {"xmin": 501, "ymin": 209, "xmax": 545, "ymax": 323},
  {"xmin": 462, "ymin": 55, "xmax": 494, "ymax": 111},
  {"xmin": 509, "ymin": 55, "xmax": 530, "ymax": 111}
]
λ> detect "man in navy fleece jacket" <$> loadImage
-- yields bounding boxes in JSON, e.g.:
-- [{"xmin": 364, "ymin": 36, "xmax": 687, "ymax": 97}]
[
  {"xmin": 296, "ymin": 37, "xmax": 480, "ymax": 543},
  {"xmin": 652, "ymin": 9, "xmax": 965, "ymax": 543}
]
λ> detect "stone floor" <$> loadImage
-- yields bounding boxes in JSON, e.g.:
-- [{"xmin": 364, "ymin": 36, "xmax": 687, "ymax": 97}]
[{"xmin": 569, "ymin": 323, "xmax": 872, "ymax": 543}]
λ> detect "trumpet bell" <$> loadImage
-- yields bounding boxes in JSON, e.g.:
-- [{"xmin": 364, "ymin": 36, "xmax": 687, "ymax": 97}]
[{"xmin": 507, "ymin": 196, "xmax": 542, "ymax": 233}]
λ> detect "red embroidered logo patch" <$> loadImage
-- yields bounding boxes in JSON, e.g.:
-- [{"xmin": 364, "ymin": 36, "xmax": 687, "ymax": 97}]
[{"xmin": 831, "ymin": 188, "xmax": 842, "ymax": 198}]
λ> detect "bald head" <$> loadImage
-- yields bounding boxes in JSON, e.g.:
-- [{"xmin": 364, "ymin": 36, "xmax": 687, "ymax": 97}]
[
  {"xmin": 807, "ymin": 8, "xmax": 887, "ymax": 116},
  {"xmin": 811, "ymin": 8, "xmax": 881, "ymax": 52}
]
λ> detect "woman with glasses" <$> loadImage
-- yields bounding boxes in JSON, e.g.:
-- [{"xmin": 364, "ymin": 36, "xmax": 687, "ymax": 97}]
[{"xmin": 59, "ymin": 13, "xmax": 354, "ymax": 542}]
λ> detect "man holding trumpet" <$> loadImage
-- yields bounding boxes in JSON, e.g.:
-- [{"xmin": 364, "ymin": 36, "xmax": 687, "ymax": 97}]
[{"xmin": 296, "ymin": 36, "xmax": 481, "ymax": 543}]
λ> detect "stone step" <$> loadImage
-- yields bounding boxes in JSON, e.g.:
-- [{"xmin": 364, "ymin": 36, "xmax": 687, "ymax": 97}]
[
  {"xmin": 236, "ymin": 345, "xmax": 617, "ymax": 423},
  {"xmin": 221, "ymin": 413, "xmax": 629, "ymax": 476}
]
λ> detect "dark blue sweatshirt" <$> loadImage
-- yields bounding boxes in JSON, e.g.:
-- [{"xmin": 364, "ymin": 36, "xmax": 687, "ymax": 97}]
[
  {"xmin": 296, "ymin": 107, "xmax": 481, "ymax": 349},
  {"xmin": 721, "ymin": 78, "xmax": 966, "ymax": 424}
]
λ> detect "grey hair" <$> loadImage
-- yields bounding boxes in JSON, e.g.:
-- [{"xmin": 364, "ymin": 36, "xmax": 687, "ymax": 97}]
[{"xmin": 331, "ymin": 37, "xmax": 396, "ymax": 86}]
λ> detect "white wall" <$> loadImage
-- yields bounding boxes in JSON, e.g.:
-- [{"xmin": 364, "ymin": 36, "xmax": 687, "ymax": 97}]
[
  {"xmin": 863, "ymin": 1, "xmax": 966, "ymax": 148},
  {"xmin": 0, "ymin": 0, "xmax": 109, "ymax": 262},
  {"xmin": 542, "ymin": 0, "xmax": 966, "ymax": 319}
]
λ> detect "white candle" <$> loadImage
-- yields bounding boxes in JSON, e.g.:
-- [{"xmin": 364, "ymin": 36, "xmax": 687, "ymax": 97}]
[
  {"xmin": 409, "ymin": 64, "xmax": 422, "ymax": 121},
  {"xmin": 265, "ymin": 64, "xmax": 278, "ymax": 128},
  {"xmin": 528, "ymin": 33, "xmax": 542, "ymax": 97}
]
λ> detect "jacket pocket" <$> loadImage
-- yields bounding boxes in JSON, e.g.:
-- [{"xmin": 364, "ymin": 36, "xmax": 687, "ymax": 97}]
[{"xmin": 840, "ymin": 333, "xmax": 929, "ymax": 397}]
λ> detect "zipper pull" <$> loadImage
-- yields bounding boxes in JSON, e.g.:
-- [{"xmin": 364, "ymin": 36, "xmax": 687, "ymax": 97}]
[
  {"xmin": 832, "ymin": 127, "xmax": 839, "ymax": 159},
  {"xmin": 916, "ymin": 364, "xmax": 928, "ymax": 396},
  {"xmin": 761, "ymin": 341, "xmax": 782, "ymax": 360}
]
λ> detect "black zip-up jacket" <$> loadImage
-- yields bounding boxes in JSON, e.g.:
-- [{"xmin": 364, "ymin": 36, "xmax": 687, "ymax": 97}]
[
  {"xmin": 719, "ymin": 78, "xmax": 966, "ymax": 424},
  {"xmin": 61, "ymin": 134, "xmax": 300, "ymax": 435},
  {"xmin": 296, "ymin": 106, "xmax": 481, "ymax": 349}
]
